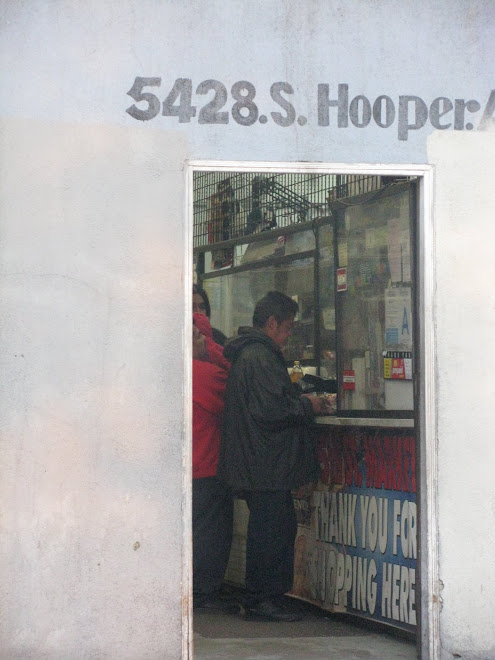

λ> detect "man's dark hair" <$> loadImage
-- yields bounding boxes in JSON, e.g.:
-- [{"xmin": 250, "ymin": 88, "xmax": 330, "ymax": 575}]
[
  {"xmin": 252, "ymin": 291, "xmax": 298, "ymax": 328},
  {"xmin": 193, "ymin": 283, "xmax": 211, "ymax": 317}
]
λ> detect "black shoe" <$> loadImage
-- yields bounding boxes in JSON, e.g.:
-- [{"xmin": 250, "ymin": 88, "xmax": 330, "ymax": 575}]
[
  {"xmin": 193, "ymin": 595, "xmax": 240, "ymax": 615},
  {"xmin": 244, "ymin": 598, "xmax": 303, "ymax": 622}
]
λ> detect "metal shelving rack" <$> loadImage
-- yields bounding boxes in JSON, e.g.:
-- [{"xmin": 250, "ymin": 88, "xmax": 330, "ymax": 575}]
[{"xmin": 193, "ymin": 172, "xmax": 387, "ymax": 251}]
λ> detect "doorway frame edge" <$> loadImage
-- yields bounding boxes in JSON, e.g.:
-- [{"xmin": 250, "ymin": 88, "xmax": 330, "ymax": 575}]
[{"xmin": 183, "ymin": 160, "xmax": 439, "ymax": 660}]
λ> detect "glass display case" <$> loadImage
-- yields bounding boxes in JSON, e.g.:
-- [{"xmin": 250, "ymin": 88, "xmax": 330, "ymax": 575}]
[
  {"xmin": 202, "ymin": 226, "xmax": 318, "ymax": 363},
  {"xmin": 333, "ymin": 184, "xmax": 416, "ymax": 412},
  {"xmin": 194, "ymin": 172, "xmax": 416, "ymax": 417}
]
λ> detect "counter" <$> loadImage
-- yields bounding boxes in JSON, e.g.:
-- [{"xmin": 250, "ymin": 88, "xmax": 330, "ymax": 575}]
[{"xmin": 314, "ymin": 416, "xmax": 414, "ymax": 428}]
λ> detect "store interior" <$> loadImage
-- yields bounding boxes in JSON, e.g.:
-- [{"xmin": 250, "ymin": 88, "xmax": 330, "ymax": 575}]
[{"xmin": 192, "ymin": 169, "xmax": 419, "ymax": 657}]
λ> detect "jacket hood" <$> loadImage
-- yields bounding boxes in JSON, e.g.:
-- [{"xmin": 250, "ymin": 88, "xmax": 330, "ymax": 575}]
[{"xmin": 223, "ymin": 327, "xmax": 280, "ymax": 363}]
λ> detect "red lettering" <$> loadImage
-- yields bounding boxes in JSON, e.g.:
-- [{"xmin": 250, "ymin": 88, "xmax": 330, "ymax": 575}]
[
  {"xmin": 391, "ymin": 437, "xmax": 405, "ymax": 491},
  {"xmin": 328, "ymin": 431, "xmax": 416, "ymax": 495},
  {"xmin": 318, "ymin": 435, "xmax": 345, "ymax": 488},
  {"xmin": 376, "ymin": 437, "xmax": 388, "ymax": 489},
  {"xmin": 406, "ymin": 436, "xmax": 417, "ymax": 493},
  {"xmin": 383, "ymin": 436, "xmax": 394, "ymax": 490},
  {"xmin": 364, "ymin": 435, "xmax": 378, "ymax": 488},
  {"xmin": 329, "ymin": 439, "xmax": 345, "ymax": 486},
  {"xmin": 343, "ymin": 435, "xmax": 363, "ymax": 487}
]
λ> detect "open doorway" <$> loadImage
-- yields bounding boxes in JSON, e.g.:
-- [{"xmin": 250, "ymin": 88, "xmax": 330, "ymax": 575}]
[{"xmin": 185, "ymin": 162, "xmax": 437, "ymax": 659}]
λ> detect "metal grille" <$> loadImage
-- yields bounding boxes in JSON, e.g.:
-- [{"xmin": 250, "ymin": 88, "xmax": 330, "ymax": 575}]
[{"xmin": 193, "ymin": 171, "xmax": 385, "ymax": 249}]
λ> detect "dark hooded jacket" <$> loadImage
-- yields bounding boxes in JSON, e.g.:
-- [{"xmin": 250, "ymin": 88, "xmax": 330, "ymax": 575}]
[{"xmin": 217, "ymin": 328, "xmax": 319, "ymax": 490}]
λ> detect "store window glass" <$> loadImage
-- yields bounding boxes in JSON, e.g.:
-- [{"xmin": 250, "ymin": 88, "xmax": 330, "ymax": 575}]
[
  {"xmin": 194, "ymin": 170, "xmax": 416, "ymax": 416},
  {"xmin": 335, "ymin": 186, "xmax": 414, "ymax": 411},
  {"xmin": 318, "ymin": 223, "xmax": 336, "ymax": 379},
  {"xmin": 203, "ymin": 256, "xmax": 315, "ymax": 361}
]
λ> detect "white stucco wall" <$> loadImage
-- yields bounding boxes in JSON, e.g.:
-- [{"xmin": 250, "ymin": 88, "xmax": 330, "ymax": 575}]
[
  {"xmin": 429, "ymin": 132, "xmax": 495, "ymax": 660},
  {"xmin": 0, "ymin": 120, "xmax": 189, "ymax": 658},
  {"xmin": 1, "ymin": 1, "xmax": 493, "ymax": 164},
  {"xmin": 0, "ymin": 1, "xmax": 494, "ymax": 658}
]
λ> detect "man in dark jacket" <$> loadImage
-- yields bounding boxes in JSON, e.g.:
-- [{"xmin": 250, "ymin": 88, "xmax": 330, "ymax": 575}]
[{"xmin": 218, "ymin": 291, "xmax": 327, "ymax": 621}]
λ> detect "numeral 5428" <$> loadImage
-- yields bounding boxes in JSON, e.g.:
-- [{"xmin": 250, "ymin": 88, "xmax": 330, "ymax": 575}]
[{"xmin": 126, "ymin": 77, "xmax": 297, "ymax": 127}]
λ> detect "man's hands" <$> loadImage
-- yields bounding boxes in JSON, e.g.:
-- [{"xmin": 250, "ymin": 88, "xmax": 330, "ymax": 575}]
[{"xmin": 303, "ymin": 394, "xmax": 335, "ymax": 416}]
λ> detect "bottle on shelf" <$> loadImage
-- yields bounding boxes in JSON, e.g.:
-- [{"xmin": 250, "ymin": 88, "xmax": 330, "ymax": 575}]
[{"xmin": 290, "ymin": 360, "xmax": 304, "ymax": 383}]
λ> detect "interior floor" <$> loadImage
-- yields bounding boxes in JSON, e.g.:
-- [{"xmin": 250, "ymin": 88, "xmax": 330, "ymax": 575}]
[{"xmin": 193, "ymin": 593, "xmax": 417, "ymax": 660}]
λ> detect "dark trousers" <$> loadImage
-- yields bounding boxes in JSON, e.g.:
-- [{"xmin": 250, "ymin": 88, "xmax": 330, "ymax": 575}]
[
  {"xmin": 193, "ymin": 476, "xmax": 233, "ymax": 601},
  {"xmin": 243, "ymin": 490, "xmax": 297, "ymax": 605}
]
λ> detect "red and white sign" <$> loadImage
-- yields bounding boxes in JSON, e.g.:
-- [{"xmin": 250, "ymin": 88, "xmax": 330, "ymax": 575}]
[
  {"xmin": 337, "ymin": 267, "xmax": 347, "ymax": 291},
  {"xmin": 342, "ymin": 369, "xmax": 355, "ymax": 390}
]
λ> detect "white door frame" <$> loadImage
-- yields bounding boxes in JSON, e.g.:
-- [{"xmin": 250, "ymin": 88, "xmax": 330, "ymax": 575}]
[{"xmin": 184, "ymin": 161, "xmax": 439, "ymax": 659}]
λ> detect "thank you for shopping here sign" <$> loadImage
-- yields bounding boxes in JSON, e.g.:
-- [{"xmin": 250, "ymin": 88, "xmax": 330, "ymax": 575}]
[{"xmin": 292, "ymin": 426, "xmax": 416, "ymax": 632}]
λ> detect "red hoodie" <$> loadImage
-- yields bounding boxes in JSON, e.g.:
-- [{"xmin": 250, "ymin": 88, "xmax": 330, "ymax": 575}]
[
  {"xmin": 193, "ymin": 359, "xmax": 228, "ymax": 478},
  {"xmin": 192, "ymin": 314, "xmax": 230, "ymax": 478}
]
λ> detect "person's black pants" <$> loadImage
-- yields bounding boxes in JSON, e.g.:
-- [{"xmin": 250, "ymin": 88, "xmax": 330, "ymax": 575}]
[
  {"xmin": 243, "ymin": 490, "xmax": 297, "ymax": 605},
  {"xmin": 193, "ymin": 476, "xmax": 233, "ymax": 602}
]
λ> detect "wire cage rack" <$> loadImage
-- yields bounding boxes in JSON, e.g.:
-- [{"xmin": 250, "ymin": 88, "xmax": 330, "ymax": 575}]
[{"xmin": 192, "ymin": 171, "xmax": 391, "ymax": 250}]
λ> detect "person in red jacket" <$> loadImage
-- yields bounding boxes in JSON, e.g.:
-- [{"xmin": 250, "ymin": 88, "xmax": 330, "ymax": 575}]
[{"xmin": 192, "ymin": 314, "xmax": 235, "ymax": 613}]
